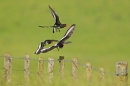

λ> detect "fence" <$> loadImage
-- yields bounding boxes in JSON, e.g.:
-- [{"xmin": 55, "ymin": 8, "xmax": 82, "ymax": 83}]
[{"xmin": 0, "ymin": 54, "xmax": 129, "ymax": 86}]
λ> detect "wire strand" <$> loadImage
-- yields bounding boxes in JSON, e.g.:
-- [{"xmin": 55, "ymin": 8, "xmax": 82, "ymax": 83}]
[{"xmin": 0, "ymin": 55, "xmax": 129, "ymax": 77}]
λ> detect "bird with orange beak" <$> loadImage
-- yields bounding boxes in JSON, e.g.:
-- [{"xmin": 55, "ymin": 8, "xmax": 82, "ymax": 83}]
[
  {"xmin": 39, "ymin": 5, "xmax": 68, "ymax": 33},
  {"xmin": 40, "ymin": 24, "xmax": 75, "ymax": 53}
]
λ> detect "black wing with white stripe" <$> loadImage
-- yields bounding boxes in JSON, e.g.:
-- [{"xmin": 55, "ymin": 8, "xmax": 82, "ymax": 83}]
[
  {"xmin": 34, "ymin": 39, "xmax": 58, "ymax": 55},
  {"xmin": 48, "ymin": 5, "xmax": 61, "ymax": 25},
  {"xmin": 34, "ymin": 42, "xmax": 44, "ymax": 55},
  {"xmin": 55, "ymin": 24, "xmax": 75, "ymax": 46},
  {"xmin": 41, "ymin": 46, "xmax": 56, "ymax": 53}
]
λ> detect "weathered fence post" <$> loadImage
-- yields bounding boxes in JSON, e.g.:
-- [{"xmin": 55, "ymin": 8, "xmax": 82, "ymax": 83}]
[
  {"xmin": 72, "ymin": 58, "xmax": 78, "ymax": 82},
  {"xmin": 86, "ymin": 62, "xmax": 92, "ymax": 82},
  {"xmin": 24, "ymin": 55, "xmax": 30, "ymax": 82},
  {"xmin": 37, "ymin": 57, "xmax": 44, "ymax": 78},
  {"xmin": 115, "ymin": 62, "xmax": 128, "ymax": 86},
  {"xmin": 4, "ymin": 54, "xmax": 12, "ymax": 83},
  {"xmin": 99, "ymin": 67, "xmax": 104, "ymax": 81},
  {"xmin": 58, "ymin": 56, "xmax": 64, "ymax": 79},
  {"xmin": 48, "ymin": 58, "xmax": 54, "ymax": 83}
]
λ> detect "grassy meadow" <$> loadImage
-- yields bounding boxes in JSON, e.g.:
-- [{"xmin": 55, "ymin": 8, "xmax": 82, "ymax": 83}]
[{"xmin": 0, "ymin": 0, "xmax": 130, "ymax": 85}]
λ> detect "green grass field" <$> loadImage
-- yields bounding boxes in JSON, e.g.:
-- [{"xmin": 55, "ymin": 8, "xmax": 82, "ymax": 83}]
[{"xmin": 0, "ymin": 0, "xmax": 130, "ymax": 85}]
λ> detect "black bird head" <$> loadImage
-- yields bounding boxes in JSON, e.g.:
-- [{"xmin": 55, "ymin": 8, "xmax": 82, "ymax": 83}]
[
  {"xmin": 59, "ymin": 43, "xmax": 64, "ymax": 48},
  {"xmin": 57, "ymin": 43, "xmax": 64, "ymax": 51},
  {"xmin": 60, "ymin": 24, "xmax": 68, "ymax": 28}
]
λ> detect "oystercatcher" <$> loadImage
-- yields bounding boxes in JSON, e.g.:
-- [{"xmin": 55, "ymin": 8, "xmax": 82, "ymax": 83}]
[
  {"xmin": 40, "ymin": 24, "xmax": 75, "ymax": 53},
  {"xmin": 34, "ymin": 39, "xmax": 58, "ymax": 55},
  {"xmin": 38, "ymin": 5, "xmax": 67, "ymax": 33}
]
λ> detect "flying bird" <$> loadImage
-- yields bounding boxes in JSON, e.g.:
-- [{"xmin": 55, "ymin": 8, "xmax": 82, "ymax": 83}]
[
  {"xmin": 38, "ymin": 5, "xmax": 68, "ymax": 33},
  {"xmin": 40, "ymin": 24, "xmax": 76, "ymax": 53},
  {"xmin": 34, "ymin": 39, "xmax": 58, "ymax": 55},
  {"xmin": 34, "ymin": 39, "xmax": 71, "ymax": 55}
]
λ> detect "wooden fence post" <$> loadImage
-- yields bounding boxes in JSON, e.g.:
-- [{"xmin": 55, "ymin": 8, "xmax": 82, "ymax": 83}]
[
  {"xmin": 24, "ymin": 55, "xmax": 30, "ymax": 82},
  {"xmin": 99, "ymin": 67, "xmax": 104, "ymax": 81},
  {"xmin": 115, "ymin": 62, "xmax": 128, "ymax": 86},
  {"xmin": 4, "ymin": 54, "xmax": 12, "ymax": 83},
  {"xmin": 86, "ymin": 62, "xmax": 92, "ymax": 82},
  {"xmin": 72, "ymin": 58, "xmax": 78, "ymax": 81},
  {"xmin": 58, "ymin": 56, "xmax": 64, "ymax": 79},
  {"xmin": 37, "ymin": 57, "xmax": 44, "ymax": 78},
  {"xmin": 48, "ymin": 58, "xmax": 54, "ymax": 83}
]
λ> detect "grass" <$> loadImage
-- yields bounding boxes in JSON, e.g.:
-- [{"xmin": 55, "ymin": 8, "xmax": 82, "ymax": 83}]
[{"xmin": 0, "ymin": 0, "xmax": 130, "ymax": 85}]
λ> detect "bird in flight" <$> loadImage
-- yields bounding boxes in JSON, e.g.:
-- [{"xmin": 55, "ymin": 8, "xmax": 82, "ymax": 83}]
[
  {"xmin": 34, "ymin": 39, "xmax": 71, "ymax": 55},
  {"xmin": 38, "ymin": 5, "xmax": 68, "ymax": 33},
  {"xmin": 40, "ymin": 24, "xmax": 76, "ymax": 53},
  {"xmin": 34, "ymin": 39, "xmax": 58, "ymax": 55}
]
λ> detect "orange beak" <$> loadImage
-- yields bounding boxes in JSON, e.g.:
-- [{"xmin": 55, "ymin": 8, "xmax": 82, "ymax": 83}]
[{"xmin": 66, "ymin": 24, "xmax": 68, "ymax": 28}]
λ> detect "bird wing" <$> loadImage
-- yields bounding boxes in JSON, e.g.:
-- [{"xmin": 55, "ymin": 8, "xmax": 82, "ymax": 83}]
[
  {"xmin": 64, "ymin": 24, "xmax": 75, "ymax": 37},
  {"xmin": 55, "ymin": 24, "xmax": 75, "ymax": 46},
  {"xmin": 34, "ymin": 42, "xmax": 44, "ymax": 54},
  {"xmin": 48, "ymin": 5, "xmax": 61, "ymax": 24},
  {"xmin": 34, "ymin": 40, "xmax": 51, "ymax": 54},
  {"xmin": 41, "ymin": 46, "xmax": 56, "ymax": 53}
]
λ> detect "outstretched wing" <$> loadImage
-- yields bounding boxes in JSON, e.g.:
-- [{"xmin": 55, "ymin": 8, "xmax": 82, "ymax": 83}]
[
  {"xmin": 64, "ymin": 24, "xmax": 75, "ymax": 37},
  {"xmin": 48, "ymin": 5, "xmax": 61, "ymax": 24},
  {"xmin": 34, "ymin": 39, "xmax": 58, "ymax": 55},
  {"xmin": 34, "ymin": 42, "xmax": 45, "ymax": 55},
  {"xmin": 41, "ymin": 46, "xmax": 56, "ymax": 53},
  {"xmin": 55, "ymin": 24, "xmax": 75, "ymax": 46}
]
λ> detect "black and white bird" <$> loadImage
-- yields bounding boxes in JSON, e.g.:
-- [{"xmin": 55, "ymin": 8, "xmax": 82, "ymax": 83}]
[
  {"xmin": 40, "ymin": 24, "xmax": 76, "ymax": 53},
  {"xmin": 38, "ymin": 5, "xmax": 68, "ymax": 33},
  {"xmin": 34, "ymin": 39, "xmax": 58, "ymax": 55}
]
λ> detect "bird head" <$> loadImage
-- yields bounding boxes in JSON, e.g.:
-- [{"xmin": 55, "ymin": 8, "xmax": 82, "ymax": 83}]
[{"xmin": 59, "ymin": 43, "xmax": 64, "ymax": 48}]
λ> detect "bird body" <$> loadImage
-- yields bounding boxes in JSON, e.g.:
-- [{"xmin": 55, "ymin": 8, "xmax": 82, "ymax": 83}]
[
  {"xmin": 40, "ymin": 24, "xmax": 76, "ymax": 53},
  {"xmin": 39, "ymin": 5, "xmax": 67, "ymax": 33}
]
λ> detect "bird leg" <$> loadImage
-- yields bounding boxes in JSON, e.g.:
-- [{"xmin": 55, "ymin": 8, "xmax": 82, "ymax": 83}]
[
  {"xmin": 57, "ymin": 47, "xmax": 59, "ymax": 51},
  {"xmin": 58, "ymin": 29, "xmax": 60, "ymax": 32},
  {"xmin": 56, "ymin": 28, "xmax": 58, "ymax": 32}
]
